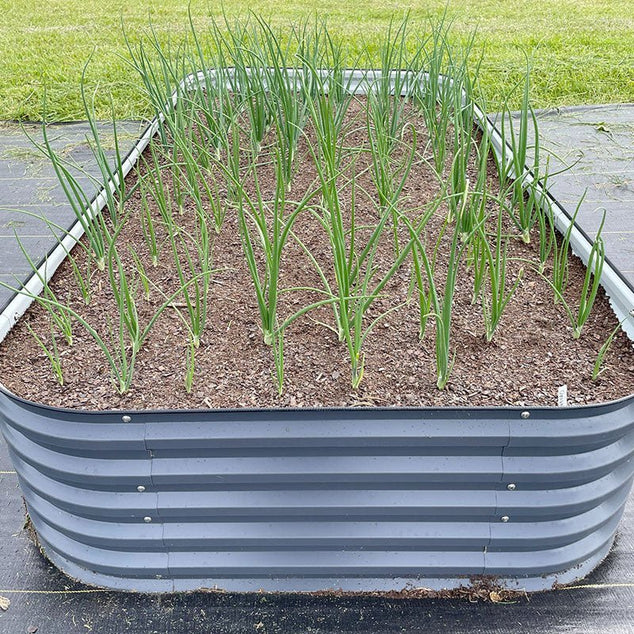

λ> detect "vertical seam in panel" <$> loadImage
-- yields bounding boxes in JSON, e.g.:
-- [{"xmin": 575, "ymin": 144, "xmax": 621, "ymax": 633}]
[
  {"xmin": 484, "ymin": 418, "xmax": 512, "ymax": 575},
  {"xmin": 142, "ymin": 420, "xmax": 168, "ymax": 581}
]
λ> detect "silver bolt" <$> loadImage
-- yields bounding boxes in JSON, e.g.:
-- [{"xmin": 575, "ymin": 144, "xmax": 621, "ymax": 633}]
[
  {"xmin": 143, "ymin": 516, "xmax": 152, "ymax": 523},
  {"xmin": 137, "ymin": 485, "xmax": 146, "ymax": 493},
  {"xmin": 507, "ymin": 483, "xmax": 516, "ymax": 491},
  {"xmin": 122, "ymin": 415, "xmax": 132, "ymax": 423},
  {"xmin": 501, "ymin": 515, "xmax": 510, "ymax": 523},
  {"xmin": 520, "ymin": 411, "xmax": 530, "ymax": 419}
]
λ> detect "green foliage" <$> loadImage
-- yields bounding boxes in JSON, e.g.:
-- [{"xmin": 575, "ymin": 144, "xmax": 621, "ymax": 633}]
[
  {"xmin": 2, "ymin": 1, "xmax": 632, "ymax": 121},
  {"xmin": 8, "ymin": 10, "xmax": 617, "ymax": 396}
]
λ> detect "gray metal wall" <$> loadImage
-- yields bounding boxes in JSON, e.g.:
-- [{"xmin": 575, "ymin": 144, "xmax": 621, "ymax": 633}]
[{"xmin": 1, "ymin": 388, "xmax": 633, "ymax": 592}]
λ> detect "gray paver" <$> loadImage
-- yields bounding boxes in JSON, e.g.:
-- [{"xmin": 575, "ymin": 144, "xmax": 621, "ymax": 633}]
[
  {"xmin": 0, "ymin": 235, "xmax": 66, "ymax": 275},
  {"xmin": 0, "ymin": 206, "xmax": 67, "ymax": 238},
  {"xmin": 0, "ymin": 276, "xmax": 17, "ymax": 312},
  {"xmin": 506, "ymin": 103, "xmax": 634, "ymax": 289},
  {"xmin": 0, "ymin": 121, "xmax": 146, "ymax": 313}
]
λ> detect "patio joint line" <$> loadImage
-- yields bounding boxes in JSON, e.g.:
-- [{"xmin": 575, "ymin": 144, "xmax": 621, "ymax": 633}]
[
  {"xmin": 557, "ymin": 582, "xmax": 634, "ymax": 590},
  {"xmin": 0, "ymin": 589, "xmax": 111, "ymax": 594}
]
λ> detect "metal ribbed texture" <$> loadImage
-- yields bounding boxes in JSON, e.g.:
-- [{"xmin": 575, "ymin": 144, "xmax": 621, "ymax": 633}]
[{"xmin": 1, "ymin": 388, "xmax": 633, "ymax": 592}]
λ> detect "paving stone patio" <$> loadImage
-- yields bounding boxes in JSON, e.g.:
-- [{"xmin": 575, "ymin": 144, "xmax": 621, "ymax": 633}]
[
  {"xmin": 0, "ymin": 121, "xmax": 146, "ymax": 313},
  {"xmin": 509, "ymin": 103, "xmax": 634, "ymax": 286}
]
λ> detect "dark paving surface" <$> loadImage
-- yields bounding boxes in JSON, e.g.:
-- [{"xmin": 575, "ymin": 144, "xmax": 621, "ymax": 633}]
[
  {"xmin": 0, "ymin": 121, "xmax": 146, "ymax": 313},
  {"xmin": 0, "ymin": 114, "xmax": 633, "ymax": 632},
  {"xmin": 508, "ymin": 104, "xmax": 634, "ymax": 288},
  {"xmin": 0, "ymin": 436, "xmax": 633, "ymax": 634}
]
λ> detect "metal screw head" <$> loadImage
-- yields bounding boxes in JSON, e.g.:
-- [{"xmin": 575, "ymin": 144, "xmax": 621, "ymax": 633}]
[
  {"xmin": 143, "ymin": 516, "xmax": 152, "ymax": 523},
  {"xmin": 122, "ymin": 415, "xmax": 132, "ymax": 423},
  {"xmin": 137, "ymin": 485, "xmax": 146, "ymax": 493},
  {"xmin": 520, "ymin": 411, "xmax": 530, "ymax": 419},
  {"xmin": 501, "ymin": 515, "xmax": 510, "ymax": 523},
  {"xmin": 507, "ymin": 483, "xmax": 516, "ymax": 491}
]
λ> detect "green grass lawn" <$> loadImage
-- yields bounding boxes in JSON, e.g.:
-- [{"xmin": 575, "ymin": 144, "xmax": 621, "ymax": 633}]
[{"xmin": 1, "ymin": 0, "xmax": 632, "ymax": 121}]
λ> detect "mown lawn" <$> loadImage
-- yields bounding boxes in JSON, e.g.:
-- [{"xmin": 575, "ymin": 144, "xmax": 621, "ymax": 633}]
[{"xmin": 1, "ymin": 0, "xmax": 632, "ymax": 121}]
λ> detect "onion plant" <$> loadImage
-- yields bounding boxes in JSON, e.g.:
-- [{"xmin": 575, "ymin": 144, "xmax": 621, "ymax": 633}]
[
  {"xmin": 367, "ymin": 103, "xmax": 417, "ymax": 257},
  {"xmin": 80, "ymin": 62, "xmax": 131, "ymax": 227},
  {"xmin": 106, "ymin": 242, "xmax": 143, "ymax": 379},
  {"xmin": 140, "ymin": 142, "xmax": 175, "ymax": 230},
  {"xmin": 534, "ymin": 163, "xmax": 555, "ymax": 274},
  {"xmin": 26, "ymin": 322, "xmax": 64, "ymax": 386},
  {"xmin": 403, "ymin": 195, "xmax": 448, "ymax": 340},
  {"xmin": 462, "ymin": 132, "xmax": 497, "ymax": 308},
  {"xmin": 550, "ymin": 195, "xmax": 585, "ymax": 303},
  {"xmin": 123, "ymin": 21, "xmax": 191, "ymax": 146},
  {"xmin": 458, "ymin": 129, "xmax": 490, "ymax": 243},
  {"xmin": 25, "ymin": 122, "xmax": 111, "ymax": 271},
  {"xmin": 366, "ymin": 17, "xmax": 416, "ymax": 152},
  {"xmin": 222, "ymin": 20, "xmax": 275, "ymax": 154},
  {"xmin": 129, "ymin": 248, "xmax": 152, "ymax": 301},
  {"xmin": 166, "ymin": 203, "xmax": 213, "ymax": 349},
  {"xmin": 299, "ymin": 65, "xmax": 356, "ymax": 342},
  {"xmin": 412, "ymin": 24, "xmax": 453, "ymax": 175},
  {"xmin": 8, "ymin": 209, "xmax": 95, "ymax": 306},
  {"xmin": 478, "ymin": 212, "xmax": 524, "ymax": 342},
  {"xmin": 447, "ymin": 67, "xmax": 478, "ymax": 227},
  {"xmin": 299, "ymin": 55, "xmax": 354, "ymax": 165},
  {"xmin": 592, "ymin": 312, "xmax": 633, "ymax": 380},
  {"xmin": 172, "ymin": 114, "xmax": 227, "ymax": 233},
  {"xmin": 412, "ymin": 16, "xmax": 478, "ymax": 178},
  {"xmin": 3, "ymin": 226, "xmax": 194, "ymax": 392},
  {"xmin": 184, "ymin": 335, "xmax": 196, "ymax": 393},
  {"xmin": 24, "ymin": 279, "xmax": 196, "ymax": 393},
  {"xmin": 303, "ymin": 70, "xmax": 426, "ymax": 386},
  {"xmin": 572, "ymin": 217, "xmax": 606, "ymax": 339},
  {"xmin": 10, "ymin": 232, "xmax": 73, "ymax": 345},
  {"xmin": 402, "ymin": 207, "xmax": 474, "ymax": 390},
  {"xmin": 188, "ymin": 11, "xmax": 235, "ymax": 163},
  {"xmin": 320, "ymin": 28, "xmax": 359, "ymax": 122},
  {"xmin": 218, "ymin": 143, "xmax": 320, "ymax": 347},
  {"xmin": 254, "ymin": 16, "xmax": 310, "ymax": 189},
  {"xmin": 214, "ymin": 135, "xmax": 339, "ymax": 393},
  {"xmin": 310, "ymin": 180, "xmax": 425, "ymax": 388},
  {"xmin": 534, "ymin": 209, "xmax": 606, "ymax": 339},
  {"xmin": 182, "ymin": 85, "xmax": 233, "ymax": 232},
  {"xmin": 496, "ymin": 63, "xmax": 542, "ymax": 244},
  {"xmin": 142, "ymin": 135, "xmax": 215, "ymax": 349},
  {"xmin": 470, "ymin": 229, "xmax": 488, "ymax": 305},
  {"xmin": 138, "ymin": 176, "xmax": 161, "ymax": 267}
]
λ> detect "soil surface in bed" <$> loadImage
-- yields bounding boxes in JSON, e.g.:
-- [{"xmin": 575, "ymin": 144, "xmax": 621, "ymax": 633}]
[{"xmin": 1, "ymin": 100, "xmax": 633, "ymax": 410}]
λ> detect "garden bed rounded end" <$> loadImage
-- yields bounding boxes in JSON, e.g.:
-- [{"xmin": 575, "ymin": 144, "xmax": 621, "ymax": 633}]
[{"xmin": 2, "ymin": 384, "xmax": 633, "ymax": 593}]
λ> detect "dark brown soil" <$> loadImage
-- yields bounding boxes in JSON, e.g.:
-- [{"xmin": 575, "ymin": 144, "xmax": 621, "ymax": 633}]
[
  {"xmin": 0, "ymin": 98, "xmax": 632, "ymax": 410},
  {"xmin": 194, "ymin": 576, "xmax": 528, "ymax": 603},
  {"xmin": 307, "ymin": 576, "xmax": 529, "ymax": 603}
]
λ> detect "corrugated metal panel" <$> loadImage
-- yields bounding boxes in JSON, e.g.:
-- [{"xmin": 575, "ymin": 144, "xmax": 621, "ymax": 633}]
[{"xmin": 1, "ymin": 387, "xmax": 633, "ymax": 592}]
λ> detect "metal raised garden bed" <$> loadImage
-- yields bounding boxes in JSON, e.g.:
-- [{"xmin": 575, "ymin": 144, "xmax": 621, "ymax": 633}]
[
  {"xmin": 1, "ymin": 390, "xmax": 634, "ymax": 592},
  {"xmin": 1, "ymin": 68, "xmax": 634, "ymax": 593}
]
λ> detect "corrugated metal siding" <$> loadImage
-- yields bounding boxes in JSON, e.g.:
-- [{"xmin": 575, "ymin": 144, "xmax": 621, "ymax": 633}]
[{"xmin": 1, "ymin": 389, "xmax": 633, "ymax": 592}]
